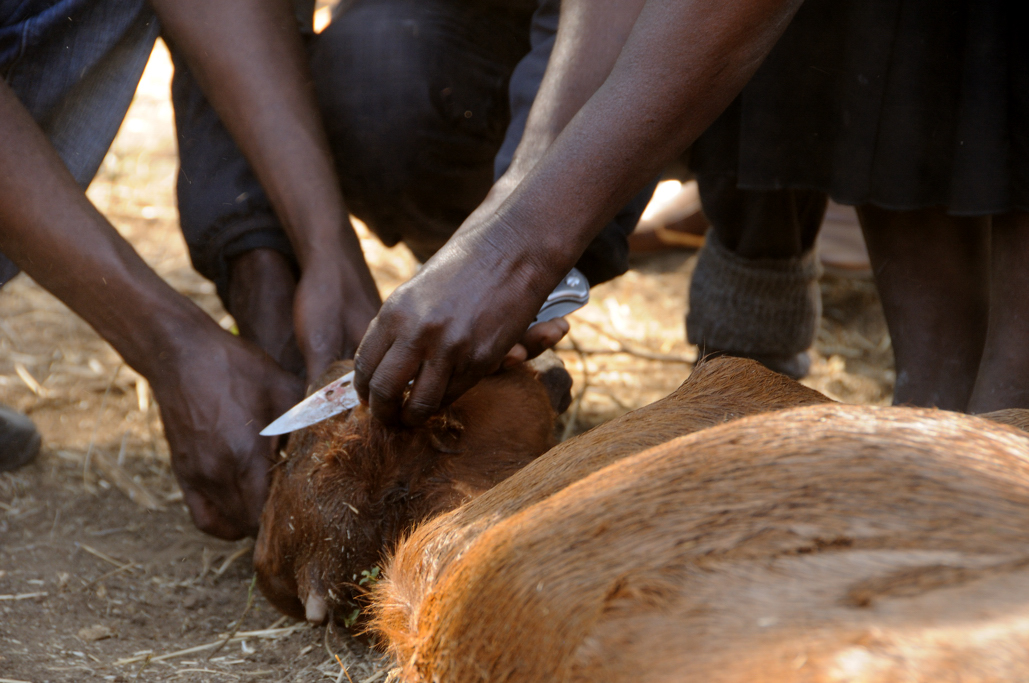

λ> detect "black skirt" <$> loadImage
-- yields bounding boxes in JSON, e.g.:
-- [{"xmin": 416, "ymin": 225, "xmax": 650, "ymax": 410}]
[{"xmin": 691, "ymin": 0, "xmax": 1029, "ymax": 216}]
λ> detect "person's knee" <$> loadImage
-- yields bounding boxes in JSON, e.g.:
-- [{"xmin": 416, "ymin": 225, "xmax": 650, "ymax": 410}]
[{"xmin": 312, "ymin": 2, "xmax": 442, "ymax": 186}]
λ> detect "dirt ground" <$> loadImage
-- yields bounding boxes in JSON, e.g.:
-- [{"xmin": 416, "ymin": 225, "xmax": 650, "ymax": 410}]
[{"xmin": 0, "ymin": 40, "xmax": 893, "ymax": 683}]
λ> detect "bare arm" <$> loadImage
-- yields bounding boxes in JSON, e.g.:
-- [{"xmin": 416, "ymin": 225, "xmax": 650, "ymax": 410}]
[
  {"xmin": 0, "ymin": 79, "xmax": 304, "ymax": 539},
  {"xmin": 354, "ymin": 0, "xmax": 801, "ymax": 425},
  {"xmin": 500, "ymin": 0, "xmax": 649, "ymax": 188},
  {"xmin": 492, "ymin": 0, "xmax": 801, "ymax": 268},
  {"xmin": 154, "ymin": 0, "xmax": 382, "ymax": 379}
]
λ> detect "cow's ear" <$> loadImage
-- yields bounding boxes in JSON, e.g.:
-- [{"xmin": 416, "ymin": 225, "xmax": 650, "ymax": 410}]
[{"xmin": 526, "ymin": 350, "xmax": 573, "ymax": 415}]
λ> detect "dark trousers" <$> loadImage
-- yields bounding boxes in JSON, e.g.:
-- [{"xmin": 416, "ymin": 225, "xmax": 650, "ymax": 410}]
[
  {"xmin": 172, "ymin": 0, "xmax": 654, "ymax": 306},
  {"xmin": 0, "ymin": 0, "xmax": 158, "ymax": 285}
]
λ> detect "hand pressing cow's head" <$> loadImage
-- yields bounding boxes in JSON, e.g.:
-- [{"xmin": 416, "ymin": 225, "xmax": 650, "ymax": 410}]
[{"xmin": 254, "ymin": 355, "xmax": 571, "ymax": 632}]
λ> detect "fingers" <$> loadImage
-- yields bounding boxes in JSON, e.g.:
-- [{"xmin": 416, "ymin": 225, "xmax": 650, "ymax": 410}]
[
  {"xmin": 353, "ymin": 317, "xmax": 391, "ymax": 402},
  {"xmin": 402, "ymin": 357, "xmax": 453, "ymax": 427},
  {"xmin": 440, "ymin": 356, "xmax": 498, "ymax": 411},
  {"xmin": 358, "ymin": 318, "xmax": 565, "ymax": 424},
  {"xmin": 502, "ymin": 343, "xmax": 529, "ymax": 369},
  {"xmin": 362, "ymin": 341, "xmax": 424, "ymax": 426},
  {"xmin": 520, "ymin": 318, "xmax": 570, "ymax": 359},
  {"xmin": 293, "ymin": 264, "xmax": 380, "ymax": 381},
  {"xmin": 178, "ymin": 441, "xmax": 271, "ymax": 541}
]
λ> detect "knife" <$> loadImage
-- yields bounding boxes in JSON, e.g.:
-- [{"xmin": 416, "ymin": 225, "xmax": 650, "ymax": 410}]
[{"xmin": 260, "ymin": 268, "xmax": 590, "ymax": 436}]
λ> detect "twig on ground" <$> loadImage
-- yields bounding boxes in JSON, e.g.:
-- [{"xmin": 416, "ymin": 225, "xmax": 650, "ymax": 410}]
[
  {"xmin": 170, "ymin": 669, "xmax": 242, "ymax": 679},
  {"xmin": 83, "ymin": 562, "xmax": 137, "ymax": 590},
  {"xmin": 113, "ymin": 621, "xmax": 308, "ymax": 665},
  {"xmin": 133, "ymin": 653, "xmax": 153, "ymax": 680},
  {"xmin": 324, "ymin": 617, "xmax": 340, "ymax": 664},
  {"xmin": 14, "ymin": 362, "xmax": 49, "ymax": 397},
  {"xmin": 212, "ymin": 540, "xmax": 254, "ymax": 581},
  {"xmin": 263, "ymin": 615, "xmax": 289, "ymax": 631},
  {"xmin": 197, "ymin": 546, "xmax": 215, "ymax": 582},
  {"xmin": 117, "ymin": 431, "xmax": 128, "ymax": 467},
  {"xmin": 91, "ymin": 450, "xmax": 163, "ymax": 511},
  {"xmin": 335, "ymin": 654, "xmax": 355, "ymax": 683},
  {"xmin": 570, "ymin": 318, "xmax": 696, "ymax": 363},
  {"xmin": 0, "ymin": 592, "xmax": 47, "ymax": 601},
  {"xmin": 206, "ymin": 574, "xmax": 258, "ymax": 661},
  {"xmin": 558, "ymin": 345, "xmax": 697, "ymax": 363},
  {"xmin": 76, "ymin": 543, "xmax": 135, "ymax": 571},
  {"xmin": 49, "ymin": 507, "xmax": 60, "ymax": 539}
]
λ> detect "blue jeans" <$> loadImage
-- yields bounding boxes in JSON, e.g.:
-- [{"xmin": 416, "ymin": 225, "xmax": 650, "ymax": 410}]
[
  {"xmin": 173, "ymin": 0, "xmax": 656, "ymax": 304},
  {"xmin": 0, "ymin": 0, "xmax": 159, "ymax": 284}
]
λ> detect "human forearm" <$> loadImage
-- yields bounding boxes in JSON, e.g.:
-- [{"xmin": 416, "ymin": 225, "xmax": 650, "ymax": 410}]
[
  {"xmin": 153, "ymin": 0, "xmax": 367, "ymax": 274},
  {"xmin": 0, "ymin": 80, "xmax": 308, "ymax": 537},
  {"xmin": 0, "ymin": 80, "xmax": 220, "ymax": 381},
  {"xmin": 490, "ymin": 0, "xmax": 802, "ymax": 279},
  {"xmin": 504, "ymin": 0, "xmax": 648, "ymax": 181}
]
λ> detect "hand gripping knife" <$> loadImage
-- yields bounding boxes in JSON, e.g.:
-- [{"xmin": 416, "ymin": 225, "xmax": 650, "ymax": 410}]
[{"xmin": 260, "ymin": 268, "xmax": 589, "ymax": 436}]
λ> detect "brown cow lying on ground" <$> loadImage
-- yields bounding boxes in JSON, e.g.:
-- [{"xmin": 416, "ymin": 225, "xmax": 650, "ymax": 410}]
[
  {"xmin": 255, "ymin": 354, "xmax": 841, "ymax": 629},
  {"xmin": 371, "ymin": 358, "xmax": 1029, "ymax": 682},
  {"xmin": 253, "ymin": 355, "xmax": 572, "ymax": 628}
]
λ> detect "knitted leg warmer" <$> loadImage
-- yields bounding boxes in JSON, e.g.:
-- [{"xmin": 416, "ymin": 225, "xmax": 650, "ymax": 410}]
[{"xmin": 686, "ymin": 236, "xmax": 822, "ymax": 357}]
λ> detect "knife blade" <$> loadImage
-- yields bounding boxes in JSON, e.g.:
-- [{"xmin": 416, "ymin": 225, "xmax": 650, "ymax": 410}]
[{"xmin": 260, "ymin": 268, "xmax": 590, "ymax": 436}]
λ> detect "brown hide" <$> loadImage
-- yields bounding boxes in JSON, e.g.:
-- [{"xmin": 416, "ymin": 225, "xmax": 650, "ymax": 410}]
[
  {"xmin": 373, "ymin": 357, "xmax": 832, "ymax": 656},
  {"xmin": 372, "ymin": 359, "xmax": 1029, "ymax": 682},
  {"xmin": 254, "ymin": 359, "xmax": 559, "ymax": 628}
]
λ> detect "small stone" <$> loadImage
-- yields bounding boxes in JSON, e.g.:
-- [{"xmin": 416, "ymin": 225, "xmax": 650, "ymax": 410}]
[
  {"xmin": 78, "ymin": 625, "xmax": 115, "ymax": 642},
  {"xmin": 182, "ymin": 593, "xmax": 206, "ymax": 610}
]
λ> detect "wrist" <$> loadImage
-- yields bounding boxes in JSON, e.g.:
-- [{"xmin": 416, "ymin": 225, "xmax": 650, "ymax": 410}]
[
  {"xmin": 461, "ymin": 210, "xmax": 573, "ymax": 311},
  {"xmin": 117, "ymin": 298, "xmax": 227, "ymax": 391},
  {"xmin": 284, "ymin": 212, "xmax": 351, "ymax": 269},
  {"xmin": 67, "ymin": 260, "xmax": 228, "ymax": 390}
]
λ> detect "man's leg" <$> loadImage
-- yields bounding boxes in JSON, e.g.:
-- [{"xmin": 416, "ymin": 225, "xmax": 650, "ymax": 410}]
[
  {"xmin": 687, "ymin": 174, "xmax": 826, "ymax": 379},
  {"xmin": 169, "ymin": 1, "xmax": 314, "ymax": 376},
  {"xmin": 857, "ymin": 205, "xmax": 989, "ymax": 411},
  {"xmin": 0, "ymin": 0, "xmax": 159, "ymax": 469},
  {"xmin": 311, "ymin": 0, "xmax": 534, "ymax": 262}
]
